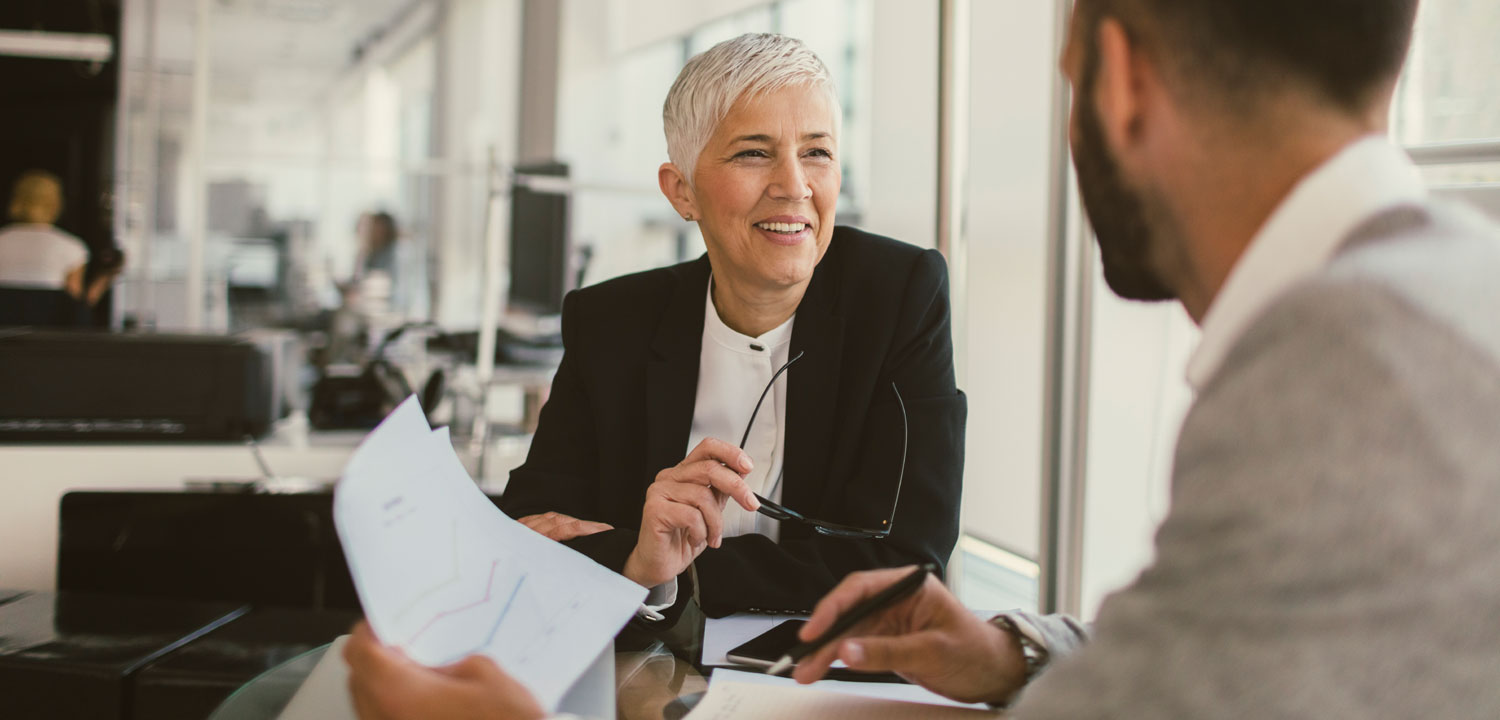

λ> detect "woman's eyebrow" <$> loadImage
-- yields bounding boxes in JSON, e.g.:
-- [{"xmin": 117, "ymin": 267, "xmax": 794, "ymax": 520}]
[{"xmin": 729, "ymin": 134, "xmax": 775, "ymax": 144}]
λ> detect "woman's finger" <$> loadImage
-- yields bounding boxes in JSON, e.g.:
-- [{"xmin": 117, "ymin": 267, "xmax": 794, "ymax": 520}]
[
  {"xmin": 665, "ymin": 483, "xmax": 724, "ymax": 547},
  {"xmin": 682, "ymin": 437, "xmax": 754, "ymax": 475},
  {"xmin": 661, "ymin": 460, "xmax": 760, "ymax": 513}
]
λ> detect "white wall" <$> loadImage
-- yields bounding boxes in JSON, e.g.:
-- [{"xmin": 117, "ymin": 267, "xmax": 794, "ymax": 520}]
[
  {"xmin": 1080, "ymin": 280, "xmax": 1196, "ymax": 616},
  {"xmin": 958, "ymin": 0, "xmax": 1059, "ymax": 559},
  {"xmin": 863, "ymin": 1, "xmax": 939, "ymax": 250}
]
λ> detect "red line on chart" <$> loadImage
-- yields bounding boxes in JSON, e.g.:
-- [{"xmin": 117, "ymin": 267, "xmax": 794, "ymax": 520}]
[
  {"xmin": 404, "ymin": 560, "xmax": 502, "ymax": 646},
  {"xmin": 394, "ymin": 521, "xmax": 462, "ymax": 623}
]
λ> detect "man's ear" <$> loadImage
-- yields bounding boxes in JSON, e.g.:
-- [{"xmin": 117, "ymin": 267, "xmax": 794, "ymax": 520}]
[
  {"xmin": 658, "ymin": 163, "xmax": 699, "ymax": 221},
  {"xmin": 1093, "ymin": 18, "xmax": 1149, "ymax": 158}
]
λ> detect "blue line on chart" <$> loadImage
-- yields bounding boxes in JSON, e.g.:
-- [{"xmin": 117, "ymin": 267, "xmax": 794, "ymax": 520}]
[
  {"xmin": 433, "ymin": 573, "xmax": 527, "ymax": 666},
  {"xmin": 482, "ymin": 575, "xmax": 527, "ymax": 646}
]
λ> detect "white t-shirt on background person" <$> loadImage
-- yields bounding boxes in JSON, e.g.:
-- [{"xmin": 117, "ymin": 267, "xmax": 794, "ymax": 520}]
[{"xmin": 0, "ymin": 224, "xmax": 89, "ymax": 289}]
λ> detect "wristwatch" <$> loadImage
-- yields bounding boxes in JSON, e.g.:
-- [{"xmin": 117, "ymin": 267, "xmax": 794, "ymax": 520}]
[{"xmin": 989, "ymin": 614, "xmax": 1051, "ymax": 707}]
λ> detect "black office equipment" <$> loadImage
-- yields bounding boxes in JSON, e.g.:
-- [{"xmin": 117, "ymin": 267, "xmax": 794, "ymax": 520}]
[
  {"xmin": 58, "ymin": 491, "xmax": 360, "ymax": 611},
  {"xmin": 509, "ymin": 161, "xmax": 573, "ymax": 316},
  {"xmin": 0, "ymin": 330, "xmax": 274, "ymax": 441}
]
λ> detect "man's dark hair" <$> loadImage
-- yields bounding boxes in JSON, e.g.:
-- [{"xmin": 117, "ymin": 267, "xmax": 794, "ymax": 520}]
[{"xmin": 1077, "ymin": 0, "xmax": 1420, "ymax": 115}]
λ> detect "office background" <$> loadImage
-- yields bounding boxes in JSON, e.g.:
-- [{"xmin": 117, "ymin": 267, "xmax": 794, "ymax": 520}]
[{"xmin": 7, "ymin": 0, "xmax": 1500, "ymax": 620}]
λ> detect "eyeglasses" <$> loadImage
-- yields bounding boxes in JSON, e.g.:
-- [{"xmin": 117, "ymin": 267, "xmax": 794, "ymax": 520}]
[{"xmin": 737, "ymin": 351, "xmax": 908, "ymax": 539}]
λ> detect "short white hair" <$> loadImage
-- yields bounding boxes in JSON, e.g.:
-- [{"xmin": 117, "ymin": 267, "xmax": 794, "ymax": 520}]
[{"xmin": 663, "ymin": 33, "xmax": 841, "ymax": 185}]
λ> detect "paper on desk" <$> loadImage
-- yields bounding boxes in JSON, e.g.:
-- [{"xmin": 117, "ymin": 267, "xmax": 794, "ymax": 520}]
[
  {"xmin": 703, "ymin": 614, "xmax": 804, "ymax": 666},
  {"xmin": 333, "ymin": 396, "xmax": 647, "ymax": 712},
  {"xmin": 686, "ymin": 672, "xmax": 1001, "ymax": 719},
  {"xmin": 709, "ymin": 669, "xmax": 991, "ymax": 711},
  {"xmin": 702, "ymin": 614, "xmax": 849, "ymax": 670}
]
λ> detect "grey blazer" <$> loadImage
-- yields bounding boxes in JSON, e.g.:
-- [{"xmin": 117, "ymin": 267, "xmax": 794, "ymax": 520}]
[{"xmin": 1014, "ymin": 200, "xmax": 1500, "ymax": 718}]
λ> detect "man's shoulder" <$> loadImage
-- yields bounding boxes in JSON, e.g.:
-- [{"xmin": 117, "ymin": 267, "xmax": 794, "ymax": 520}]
[{"xmin": 1316, "ymin": 199, "xmax": 1500, "ymax": 364}]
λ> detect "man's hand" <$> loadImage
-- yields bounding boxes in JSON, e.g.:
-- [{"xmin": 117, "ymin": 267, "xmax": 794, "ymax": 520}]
[
  {"xmin": 622, "ymin": 438, "xmax": 760, "ymax": 588},
  {"xmin": 518, "ymin": 511, "xmax": 613, "ymax": 542},
  {"xmin": 343, "ymin": 622, "xmax": 545, "ymax": 720},
  {"xmin": 791, "ymin": 567, "xmax": 1029, "ymax": 706}
]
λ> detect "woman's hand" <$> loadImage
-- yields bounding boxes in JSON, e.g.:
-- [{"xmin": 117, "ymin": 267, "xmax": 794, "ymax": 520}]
[
  {"xmin": 622, "ymin": 438, "xmax": 760, "ymax": 588},
  {"xmin": 518, "ymin": 512, "xmax": 613, "ymax": 542},
  {"xmin": 343, "ymin": 622, "xmax": 545, "ymax": 720}
]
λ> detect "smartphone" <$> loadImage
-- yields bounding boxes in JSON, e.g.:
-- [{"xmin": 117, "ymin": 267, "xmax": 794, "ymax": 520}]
[{"xmin": 725, "ymin": 619, "xmax": 807, "ymax": 668}]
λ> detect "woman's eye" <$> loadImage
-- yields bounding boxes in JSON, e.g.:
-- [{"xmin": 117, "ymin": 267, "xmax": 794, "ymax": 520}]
[
  {"xmin": 805, "ymin": 148, "xmax": 834, "ymax": 159},
  {"xmin": 735, "ymin": 149, "xmax": 770, "ymax": 159}
]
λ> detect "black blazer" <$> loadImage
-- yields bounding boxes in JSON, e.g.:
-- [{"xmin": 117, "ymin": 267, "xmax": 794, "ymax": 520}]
[{"xmin": 500, "ymin": 226, "xmax": 966, "ymax": 617}]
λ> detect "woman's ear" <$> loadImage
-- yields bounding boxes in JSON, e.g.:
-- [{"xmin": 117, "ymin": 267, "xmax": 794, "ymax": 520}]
[{"xmin": 658, "ymin": 163, "xmax": 699, "ymax": 221}]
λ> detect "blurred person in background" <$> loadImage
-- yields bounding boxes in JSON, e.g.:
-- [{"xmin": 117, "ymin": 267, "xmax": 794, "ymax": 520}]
[{"xmin": 0, "ymin": 169, "xmax": 118, "ymax": 304}]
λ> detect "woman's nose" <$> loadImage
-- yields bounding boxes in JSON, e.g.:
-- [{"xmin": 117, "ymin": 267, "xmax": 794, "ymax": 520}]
[{"xmin": 767, "ymin": 158, "xmax": 812, "ymax": 201}]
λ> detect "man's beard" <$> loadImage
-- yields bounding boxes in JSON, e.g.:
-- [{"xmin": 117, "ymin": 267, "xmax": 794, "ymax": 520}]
[{"xmin": 1071, "ymin": 85, "xmax": 1176, "ymax": 302}]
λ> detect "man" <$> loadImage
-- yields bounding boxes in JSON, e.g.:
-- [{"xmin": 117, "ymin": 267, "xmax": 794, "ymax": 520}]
[
  {"xmin": 346, "ymin": 0, "xmax": 1500, "ymax": 716},
  {"xmin": 795, "ymin": 0, "xmax": 1500, "ymax": 716}
]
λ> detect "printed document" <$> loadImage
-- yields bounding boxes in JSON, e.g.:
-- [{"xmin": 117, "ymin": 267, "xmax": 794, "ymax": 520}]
[{"xmin": 333, "ymin": 396, "xmax": 646, "ymax": 711}]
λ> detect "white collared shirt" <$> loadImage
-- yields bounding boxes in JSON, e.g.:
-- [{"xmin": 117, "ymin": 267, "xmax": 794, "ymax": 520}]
[
  {"xmin": 1185, "ymin": 136, "xmax": 1429, "ymax": 391},
  {"xmin": 640, "ymin": 279, "xmax": 794, "ymax": 616}
]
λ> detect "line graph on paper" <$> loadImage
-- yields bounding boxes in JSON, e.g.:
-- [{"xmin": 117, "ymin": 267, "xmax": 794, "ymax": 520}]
[
  {"xmin": 371, "ymin": 510, "xmax": 590, "ymax": 671},
  {"xmin": 333, "ymin": 397, "xmax": 649, "ymax": 711}
]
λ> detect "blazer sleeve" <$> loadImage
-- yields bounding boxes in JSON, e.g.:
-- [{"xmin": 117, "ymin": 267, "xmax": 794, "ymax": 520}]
[{"xmin": 691, "ymin": 248, "xmax": 967, "ymax": 616}]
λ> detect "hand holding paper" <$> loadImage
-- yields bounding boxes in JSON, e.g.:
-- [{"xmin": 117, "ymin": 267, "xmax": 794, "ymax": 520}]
[{"xmin": 333, "ymin": 396, "xmax": 646, "ymax": 712}]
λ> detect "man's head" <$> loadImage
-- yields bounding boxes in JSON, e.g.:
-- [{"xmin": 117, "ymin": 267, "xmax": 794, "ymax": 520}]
[
  {"xmin": 1062, "ymin": 0, "xmax": 1420, "ymax": 304},
  {"xmin": 8, "ymin": 170, "xmax": 64, "ymax": 226}
]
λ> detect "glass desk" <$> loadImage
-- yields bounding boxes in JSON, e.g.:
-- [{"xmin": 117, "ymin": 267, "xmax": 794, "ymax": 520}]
[{"xmin": 209, "ymin": 637, "xmax": 708, "ymax": 720}]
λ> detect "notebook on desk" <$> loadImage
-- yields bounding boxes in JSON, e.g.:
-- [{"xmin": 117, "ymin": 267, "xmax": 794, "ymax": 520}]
[{"xmin": 278, "ymin": 637, "xmax": 616, "ymax": 720}]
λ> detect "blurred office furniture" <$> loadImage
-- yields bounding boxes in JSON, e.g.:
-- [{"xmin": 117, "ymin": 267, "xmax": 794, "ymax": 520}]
[
  {"xmin": 0, "ymin": 330, "xmax": 274, "ymax": 441},
  {"xmin": 0, "ymin": 590, "xmax": 246, "ymax": 720},
  {"xmin": 119, "ymin": 277, "xmax": 231, "ymax": 332},
  {"xmin": 57, "ymin": 491, "xmax": 360, "ymax": 611},
  {"xmin": 0, "ymin": 287, "xmax": 91, "ymax": 326},
  {"xmin": 0, "ymin": 590, "xmax": 361, "ymax": 720},
  {"xmin": 134, "ymin": 606, "xmax": 360, "ymax": 720}
]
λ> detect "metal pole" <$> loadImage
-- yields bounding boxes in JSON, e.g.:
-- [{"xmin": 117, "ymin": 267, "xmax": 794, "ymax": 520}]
[
  {"xmin": 1038, "ymin": 0, "xmax": 1092, "ymax": 617},
  {"xmin": 186, "ymin": 0, "xmax": 211, "ymax": 330},
  {"xmin": 937, "ymin": 0, "xmax": 971, "ymax": 392},
  {"xmin": 936, "ymin": 0, "xmax": 970, "ymax": 260},
  {"xmin": 471, "ymin": 148, "xmax": 508, "ymax": 480}
]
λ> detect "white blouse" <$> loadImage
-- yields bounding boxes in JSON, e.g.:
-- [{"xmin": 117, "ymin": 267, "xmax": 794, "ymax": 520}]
[
  {"xmin": 688, "ymin": 278, "xmax": 794, "ymax": 542},
  {"xmin": 642, "ymin": 279, "xmax": 795, "ymax": 615}
]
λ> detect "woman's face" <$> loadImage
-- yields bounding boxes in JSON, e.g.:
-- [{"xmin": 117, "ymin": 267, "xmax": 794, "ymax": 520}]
[{"xmin": 684, "ymin": 84, "xmax": 841, "ymax": 294}]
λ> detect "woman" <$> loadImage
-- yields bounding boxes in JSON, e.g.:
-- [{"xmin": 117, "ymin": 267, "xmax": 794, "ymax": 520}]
[
  {"xmin": 500, "ymin": 33, "xmax": 965, "ymax": 619},
  {"xmin": 344, "ymin": 31, "xmax": 966, "ymax": 720},
  {"xmin": 0, "ymin": 170, "xmax": 119, "ymax": 307}
]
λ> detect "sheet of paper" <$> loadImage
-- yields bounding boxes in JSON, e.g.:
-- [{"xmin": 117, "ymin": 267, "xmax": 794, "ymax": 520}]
[
  {"xmin": 685, "ymin": 676, "xmax": 1002, "ymax": 719},
  {"xmin": 709, "ymin": 669, "xmax": 991, "ymax": 711},
  {"xmin": 702, "ymin": 614, "xmax": 804, "ymax": 666},
  {"xmin": 333, "ymin": 396, "xmax": 647, "ymax": 712},
  {"xmin": 702, "ymin": 614, "xmax": 849, "ymax": 670},
  {"xmin": 277, "ymin": 636, "xmax": 357, "ymax": 720}
]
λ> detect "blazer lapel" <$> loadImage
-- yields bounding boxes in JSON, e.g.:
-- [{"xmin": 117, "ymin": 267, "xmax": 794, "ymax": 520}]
[
  {"xmin": 782, "ymin": 258, "xmax": 844, "ymax": 516},
  {"xmin": 645, "ymin": 258, "xmax": 711, "ymax": 484}
]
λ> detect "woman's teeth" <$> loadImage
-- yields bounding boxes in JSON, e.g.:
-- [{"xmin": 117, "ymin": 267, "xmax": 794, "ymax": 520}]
[{"xmin": 755, "ymin": 222, "xmax": 808, "ymax": 234}]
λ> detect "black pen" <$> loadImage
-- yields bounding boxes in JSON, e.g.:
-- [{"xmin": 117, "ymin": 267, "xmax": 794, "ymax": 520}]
[{"xmin": 766, "ymin": 563, "xmax": 937, "ymax": 676}]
